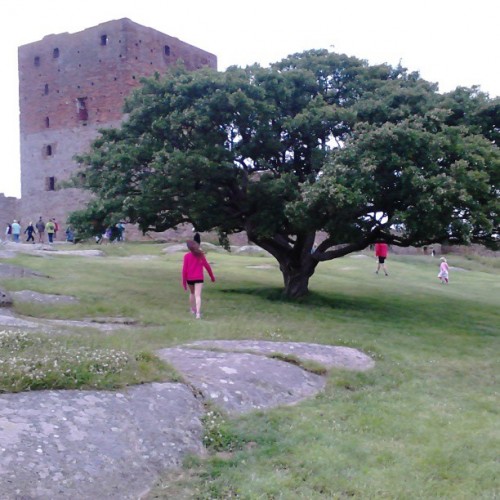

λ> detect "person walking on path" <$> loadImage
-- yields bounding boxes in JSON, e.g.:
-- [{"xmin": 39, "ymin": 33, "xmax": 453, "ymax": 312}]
[
  {"xmin": 24, "ymin": 221, "xmax": 35, "ymax": 243},
  {"xmin": 192, "ymin": 227, "xmax": 201, "ymax": 245},
  {"xmin": 182, "ymin": 240, "xmax": 215, "ymax": 319},
  {"xmin": 438, "ymin": 257, "xmax": 449, "ymax": 284},
  {"xmin": 52, "ymin": 219, "xmax": 59, "ymax": 240},
  {"xmin": 45, "ymin": 219, "xmax": 55, "ymax": 244},
  {"xmin": 11, "ymin": 220, "xmax": 21, "ymax": 243},
  {"xmin": 374, "ymin": 241, "xmax": 389, "ymax": 276},
  {"xmin": 5, "ymin": 223, "xmax": 12, "ymax": 242},
  {"xmin": 65, "ymin": 226, "xmax": 75, "ymax": 243},
  {"xmin": 116, "ymin": 222, "xmax": 125, "ymax": 242},
  {"xmin": 36, "ymin": 217, "xmax": 45, "ymax": 243}
]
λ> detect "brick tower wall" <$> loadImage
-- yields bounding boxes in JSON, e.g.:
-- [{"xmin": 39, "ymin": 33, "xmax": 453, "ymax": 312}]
[{"xmin": 18, "ymin": 18, "xmax": 217, "ymax": 231}]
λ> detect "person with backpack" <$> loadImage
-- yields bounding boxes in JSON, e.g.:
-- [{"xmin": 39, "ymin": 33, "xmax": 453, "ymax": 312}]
[
  {"xmin": 181, "ymin": 240, "xmax": 215, "ymax": 319},
  {"xmin": 36, "ymin": 217, "xmax": 45, "ymax": 243},
  {"xmin": 45, "ymin": 219, "xmax": 55, "ymax": 244}
]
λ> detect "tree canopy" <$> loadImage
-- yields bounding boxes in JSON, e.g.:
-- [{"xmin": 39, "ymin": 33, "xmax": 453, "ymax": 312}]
[{"xmin": 69, "ymin": 49, "xmax": 499, "ymax": 297}]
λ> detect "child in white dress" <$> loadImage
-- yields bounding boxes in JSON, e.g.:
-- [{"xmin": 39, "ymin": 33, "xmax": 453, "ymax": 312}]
[{"xmin": 438, "ymin": 257, "xmax": 449, "ymax": 284}]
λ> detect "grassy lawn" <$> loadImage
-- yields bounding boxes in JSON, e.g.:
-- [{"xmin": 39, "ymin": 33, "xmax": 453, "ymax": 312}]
[{"xmin": 1, "ymin": 243, "xmax": 498, "ymax": 498}]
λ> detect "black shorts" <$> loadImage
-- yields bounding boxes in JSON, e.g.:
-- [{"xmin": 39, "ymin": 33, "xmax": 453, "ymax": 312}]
[
  {"xmin": 378, "ymin": 257, "xmax": 386, "ymax": 264},
  {"xmin": 187, "ymin": 280, "xmax": 204, "ymax": 285}
]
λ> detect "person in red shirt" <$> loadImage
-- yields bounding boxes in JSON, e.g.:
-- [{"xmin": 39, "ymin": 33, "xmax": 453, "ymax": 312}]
[
  {"xmin": 182, "ymin": 240, "xmax": 215, "ymax": 319},
  {"xmin": 374, "ymin": 242, "xmax": 389, "ymax": 276}
]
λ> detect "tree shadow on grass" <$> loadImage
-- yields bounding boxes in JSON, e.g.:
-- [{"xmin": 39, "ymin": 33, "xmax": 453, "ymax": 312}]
[
  {"xmin": 216, "ymin": 286, "xmax": 493, "ymax": 337},
  {"xmin": 218, "ymin": 286, "xmax": 384, "ymax": 314}
]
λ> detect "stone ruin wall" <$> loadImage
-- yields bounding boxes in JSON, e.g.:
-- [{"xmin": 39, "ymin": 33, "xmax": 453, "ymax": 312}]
[
  {"xmin": 17, "ymin": 18, "xmax": 216, "ymax": 233},
  {"xmin": 0, "ymin": 195, "xmax": 20, "ymax": 234}
]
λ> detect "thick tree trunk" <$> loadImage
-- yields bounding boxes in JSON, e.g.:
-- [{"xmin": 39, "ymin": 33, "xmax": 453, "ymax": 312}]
[
  {"xmin": 248, "ymin": 231, "xmax": 318, "ymax": 299},
  {"xmin": 282, "ymin": 268, "xmax": 312, "ymax": 298},
  {"xmin": 280, "ymin": 256, "xmax": 318, "ymax": 299}
]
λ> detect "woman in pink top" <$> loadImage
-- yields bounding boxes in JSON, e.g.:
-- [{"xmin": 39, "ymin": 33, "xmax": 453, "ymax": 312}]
[
  {"xmin": 182, "ymin": 240, "xmax": 215, "ymax": 319},
  {"xmin": 438, "ymin": 257, "xmax": 449, "ymax": 284}
]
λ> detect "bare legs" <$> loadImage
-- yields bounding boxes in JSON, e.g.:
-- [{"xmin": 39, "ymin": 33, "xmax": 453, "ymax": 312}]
[
  {"xmin": 188, "ymin": 283, "xmax": 204, "ymax": 319},
  {"xmin": 375, "ymin": 261, "xmax": 388, "ymax": 276}
]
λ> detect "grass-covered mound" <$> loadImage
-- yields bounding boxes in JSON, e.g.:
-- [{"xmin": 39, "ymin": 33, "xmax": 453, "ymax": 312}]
[{"xmin": 0, "ymin": 242, "xmax": 498, "ymax": 498}]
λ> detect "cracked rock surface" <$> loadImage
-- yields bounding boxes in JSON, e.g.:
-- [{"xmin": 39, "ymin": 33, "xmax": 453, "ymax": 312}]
[
  {"xmin": 0, "ymin": 383, "xmax": 205, "ymax": 500},
  {"xmin": 1, "ymin": 337, "xmax": 374, "ymax": 499},
  {"xmin": 157, "ymin": 346, "xmax": 326, "ymax": 414}
]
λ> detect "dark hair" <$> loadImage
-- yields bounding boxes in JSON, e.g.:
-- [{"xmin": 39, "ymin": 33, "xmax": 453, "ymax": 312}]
[{"xmin": 186, "ymin": 240, "xmax": 203, "ymax": 256}]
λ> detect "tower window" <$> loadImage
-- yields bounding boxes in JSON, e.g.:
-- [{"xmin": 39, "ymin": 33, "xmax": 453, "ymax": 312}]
[
  {"xmin": 53, "ymin": 48, "xmax": 60, "ymax": 58},
  {"xmin": 46, "ymin": 177, "xmax": 56, "ymax": 191},
  {"xmin": 45, "ymin": 117, "xmax": 50, "ymax": 128},
  {"xmin": 76, "ymin": 97, "xmax": 88, "ymax": 121},
  {"xmin": 101, "ymin": 35, "xmax": 108, "ymax": 46},
  {"xmin": 45, "ymin": 145, "xmax": 52, "ymax": 156},
  {"xmin": 44, "ymin": 83, "xmax": 49, "ymax": 95},
  {"xmin": 34, "ymin": 56, "xmax": 40, "ymax": 66},
  {"xmin": 164, "ymin": 45, "xmax": 171, "ymax": 56}
]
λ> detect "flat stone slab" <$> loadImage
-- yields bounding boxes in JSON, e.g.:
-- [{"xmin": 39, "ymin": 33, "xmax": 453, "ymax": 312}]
[
  {"xmin": 0, "ymin": 263, "xmax": 49, "ymax": 279},
  {"xmin": 0, "ymin": 341, "xmax": 374, "ymax": 498},
  {"xmin": 162, "ymin": 244, "xmax": 187, "ymax": 254},
  {"xmin": 0, "ymin": 383, "xmax": 204, "ymax": 500},
  {"xmin": 0, "ymin": 309, "xmax": 136, "ymax": 333},
  {"xmin": 157, "ymin": 347, "xmax": 327, "ymax": 415},
  {"xmin": 39, "ymin": 249, "xmax": 104, "ymax": 257},
  {"xmin": 0, "ymin": 243, "xmax": 104, "ymax": 257},
  {"xmin": 235, "ymin": 245, "xmax": 270, "ymax": 255},
  {"xmin": 0, "ymin": 310, "xmax": 39, "ymax": 328},
  {"xmin": 11, "ymin": 290, "xmax": 79, "ymax": 304},
  {"xmin": 0, "ymin": 250, "xmax": 17, "ymax": 259},
  {"xmin": 187, "ymin": 340, "xmax": 375, "ymax": 371}
]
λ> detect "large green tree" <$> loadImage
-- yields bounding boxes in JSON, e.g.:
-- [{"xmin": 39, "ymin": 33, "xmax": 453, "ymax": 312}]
[{"xmin": 70, "ymin": 50, "xmax": 499, "ymax": 298}]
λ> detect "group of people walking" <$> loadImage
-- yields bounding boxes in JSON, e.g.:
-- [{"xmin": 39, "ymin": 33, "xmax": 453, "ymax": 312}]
[
  {"xmin": 4, "ymin": 217, "xmax": 60, "ymax": 244},
  {"xmin": 181, "ymin": 238, "xmax": 452, "ymax": 321},
  {"xmin": 2, "ymin": 222, "xmax": 452, "ymax": 320},
  {"xmin": 95, "ymin": 223, "xmax": 125, "ymax": 244}
]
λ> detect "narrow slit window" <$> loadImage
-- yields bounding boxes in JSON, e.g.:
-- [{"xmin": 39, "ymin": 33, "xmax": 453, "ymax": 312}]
[
  {"xmin": 164, "ymin": 45, "xmax": 171, "ymax": 56},
  {"xmin": 76, "ymin": 97, "xmax": 88, "ymax": 121},
  {"xmin": 101, "ymin": 34, "xmax": 108, "ymax": 46},
  {"xmin": 53, "ymin": 48, "xmax": 60, "ymax": 58},
  {"xmin": 34, "ymin": 56, "xmax": 40, "ymax": 66},
  {"xmin": 46, "ymin": 145, "xmax": 52, "ymax": 156},
  {"xmin": 45, "ymin": 117, "xmax": 50, "ymax": 128},
  {"xmin": 44, "ymin": 84, "xmax": 49, "ymax": 95},
  {"xmin": 46, "ymin": 177, "xmax": 56, "ymax": 191}
]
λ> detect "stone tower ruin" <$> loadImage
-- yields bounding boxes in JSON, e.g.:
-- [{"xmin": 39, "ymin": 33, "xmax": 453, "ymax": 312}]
[{"xmin": 17, "ymin": 18, "xmax": 217, "ymax": 229}]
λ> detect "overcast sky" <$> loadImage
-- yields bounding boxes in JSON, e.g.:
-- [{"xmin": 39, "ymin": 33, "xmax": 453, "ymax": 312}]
[{"xmin": 1, "ymin": 0, "xmax": 498, "ymax": 198}]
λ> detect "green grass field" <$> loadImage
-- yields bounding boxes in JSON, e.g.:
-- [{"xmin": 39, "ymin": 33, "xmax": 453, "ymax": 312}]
[{"xmin": 1, "ymin": 243, "xmax": 498, "ymax": 498}]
